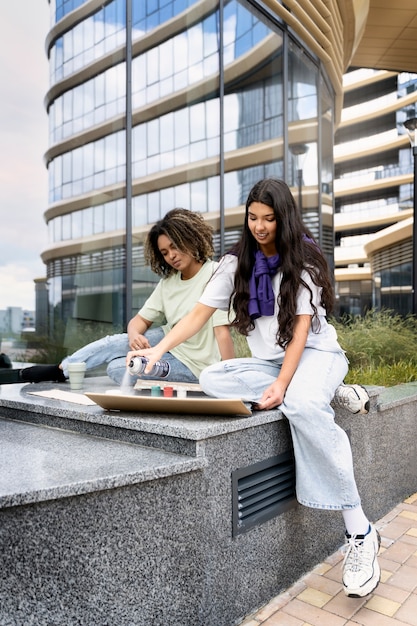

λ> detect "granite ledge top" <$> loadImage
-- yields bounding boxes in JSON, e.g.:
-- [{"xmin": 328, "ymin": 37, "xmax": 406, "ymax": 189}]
[
  {"xmin": 0, "ymin": 416, "xmax": 205, "ymax": 509},
  {"xmin": 376, "ymin": 381, "xmax": 417, "ymax": 411},
  {"xmin": 0, "ymin": 378, "xmax": 396, "ymax": 442},
  {"xmin": 0, "ymin": 377, "xmax": 285, "ymax": 441}
]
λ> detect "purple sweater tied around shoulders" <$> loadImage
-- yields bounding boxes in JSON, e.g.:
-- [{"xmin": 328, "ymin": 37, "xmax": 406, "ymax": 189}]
[
  {"xmin": 248, "ymin": 250, "xmax": 281, "ymax": 320},
  {"xmin": 247, "ymin": 235, "xmax": 315, "ymax": 320}
]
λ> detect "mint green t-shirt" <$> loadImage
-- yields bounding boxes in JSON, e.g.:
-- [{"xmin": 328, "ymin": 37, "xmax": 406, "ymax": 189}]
[{"xmin": 138, "ymin": 260, "xmax": 230, "ymax": 378}]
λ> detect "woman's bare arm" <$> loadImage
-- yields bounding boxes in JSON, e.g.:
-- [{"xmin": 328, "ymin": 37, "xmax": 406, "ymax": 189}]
[
  {"xmin": 127, "ymin": 314, "xmax": 152, "ymax": 350},
  {"xmin": 256, "ymin": 314, "xmax": 311, "ymax": 410},
  {"xmin": 214, "ymin": 325, "xmax": 235, "ymax": 360},
  {"xmin": 126, "ymin": 302, "xmax": 216, "ymax": 372}
]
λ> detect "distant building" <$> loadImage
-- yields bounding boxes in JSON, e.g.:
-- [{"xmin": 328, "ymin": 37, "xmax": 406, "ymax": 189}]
[
  {"xmin": 0, "ymin": 307, "xmax": 35, "ymax": 335},
  {"xmin": 334, "ymin": 69, "xmax": 417, "ymax": 316},
  {"xmin": 34, "ymin": 278, "xmax": 49, "ymax": 336}
]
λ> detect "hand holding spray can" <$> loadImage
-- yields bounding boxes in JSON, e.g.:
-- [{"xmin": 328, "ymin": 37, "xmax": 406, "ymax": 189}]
[{"xmin": 128, "ymin": 356, "xmax": 170, "ymax": 379}]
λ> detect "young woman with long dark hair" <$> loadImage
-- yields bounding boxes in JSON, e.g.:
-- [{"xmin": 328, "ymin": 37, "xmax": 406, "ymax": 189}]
[{"xmin": 127, "ymin": 178, "xmax": 379, "ymax": 598}]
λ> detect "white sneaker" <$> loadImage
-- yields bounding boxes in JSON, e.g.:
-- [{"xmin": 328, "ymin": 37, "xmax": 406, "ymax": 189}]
[
  {"xmin": 342, "ymin": 525, "xmax": 381, "ymax": 597},
  {"xmin": 333, "ymin": 384, "xmax": 370, "ymax": 414}
]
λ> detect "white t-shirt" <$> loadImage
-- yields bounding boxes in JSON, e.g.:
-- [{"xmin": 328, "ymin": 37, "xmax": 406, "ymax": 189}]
[
  {"xmin": 138, "ymin": 260, "xmax": 230, "ymax": 377},
  {"xmin": 199, "ymin": 254, "xmax": 341, "ymax": 360}
]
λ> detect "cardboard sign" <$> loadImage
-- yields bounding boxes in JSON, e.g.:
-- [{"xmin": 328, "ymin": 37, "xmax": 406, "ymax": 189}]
[{"xmin": 85, "ymin": 391, "xmax": 251, "ymax": 417}]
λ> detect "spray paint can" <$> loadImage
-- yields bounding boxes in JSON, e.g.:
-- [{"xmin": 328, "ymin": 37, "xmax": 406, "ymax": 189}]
[{"xmin": 128, "ymin": 356, "xmax": 170, "ymax": 379}]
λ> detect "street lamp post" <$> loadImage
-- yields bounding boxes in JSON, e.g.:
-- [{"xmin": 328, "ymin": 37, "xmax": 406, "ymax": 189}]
[
  {"xmin": 296, "ymin": 167, "xmax": 303, "ymax": 212},
  {"xmin": 403, "ymin": 117, "xmax": 417, "ymax": 315},
  {"xmin": 289, "ymin": 143, "xmax": 308, "ymax": 212}
]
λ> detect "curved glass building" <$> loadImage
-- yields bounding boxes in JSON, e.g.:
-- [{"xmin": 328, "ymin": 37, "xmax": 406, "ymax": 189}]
[
  {"xmin": 334, "ymin": 69, "xmax": 417, "ymax": 316},
  {"xmin": 42, "ymin": 0, "xmax": 365, "ymax": 332}
]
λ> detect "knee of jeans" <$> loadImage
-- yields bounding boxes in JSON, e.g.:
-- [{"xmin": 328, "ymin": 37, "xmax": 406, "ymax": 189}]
[
  {"xmin": 104, "ymin": 333, "xmax": 127, "ymax": 346},
  {"xmin": 199, "ymin": 365, "xmax": 219, "ymax": 394},
  {"xmin": 283, "ymin": 390, "xmax": 333, "ymax": 422},
  {"xmin": 106, "ymin": 359, "xmax": 127, "ymax": 383}
]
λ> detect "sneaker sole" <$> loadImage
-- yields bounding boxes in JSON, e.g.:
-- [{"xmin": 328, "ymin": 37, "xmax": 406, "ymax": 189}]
[
  {"xmin": 343, "ymin": 529, "xmax": 381, "ymax": 598},
  {"xmin": 358, "ymin": 385, "xmax": 370, "ymax": 414},
  {"xmin": 352, "ymin": 385, "xmax": 370, "ymax": 414},
  {"xmin": 344, "ymin": 574, "xmax": 380, "ymax": 598}
]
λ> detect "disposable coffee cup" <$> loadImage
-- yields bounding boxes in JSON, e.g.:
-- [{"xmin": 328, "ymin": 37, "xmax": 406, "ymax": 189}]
[{"xmin": 67, "ymin": 362, "xmax": 86, "ymax": 391}]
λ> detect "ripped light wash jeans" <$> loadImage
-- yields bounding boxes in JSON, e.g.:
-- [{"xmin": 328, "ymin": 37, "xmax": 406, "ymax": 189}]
[
  {"xmin": 61, "ymin": 328, "xmax": 198, "ymax": 386},
  {"xmin": 199, "ymin": 348, "xmax": 361, "ymax": 511}
]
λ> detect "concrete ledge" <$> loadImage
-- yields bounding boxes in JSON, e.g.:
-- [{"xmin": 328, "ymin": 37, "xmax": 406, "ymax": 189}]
[
  {"xmin": 0, "ymin": 378, "xmax": 416, "ymax": 626},
  {"xmin": 0, "ymin": 377, "xmax": 283, "ymax": 455},
  {"xmin": 0, "ymin": 417, "xmax": 205, "ymax": 508}
]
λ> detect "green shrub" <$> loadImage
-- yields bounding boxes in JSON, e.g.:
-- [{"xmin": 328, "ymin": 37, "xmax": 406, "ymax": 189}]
[
  {"xmin": 231, "ymin": 328, "xmax": 251, "ymax": 358},
  {"xmin": 331, "ymin": 309, "xmax": 417, "ymax": 386},
  {"xmin": 232, "ymin": 309, "xmax": 417, "ymax": 387},
  {"xmin": 331, "ymin": 310, "xmax": 417, "ymax": 368},
  {"xmin": 345, "ymin": 361, "xmax": 417, "ymax": 387}
]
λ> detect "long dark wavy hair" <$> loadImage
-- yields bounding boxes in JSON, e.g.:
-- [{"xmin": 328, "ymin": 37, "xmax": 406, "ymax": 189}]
[
  {"xmin": 230, "ymin": 178, "xmax": 335, "ymax": 348},
  {"xmin": 145, "ymin": 208, "xmax": 214, "ymax": 277}
]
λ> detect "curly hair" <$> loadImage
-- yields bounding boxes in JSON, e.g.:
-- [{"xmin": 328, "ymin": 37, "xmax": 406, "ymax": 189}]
[
  {"xmin": 145, "ymin": 208, "xmax": 215, "ymax": 277},
  {"xmin": 230, "ymin": 178, "xmax": 335, "ymax": 348}
]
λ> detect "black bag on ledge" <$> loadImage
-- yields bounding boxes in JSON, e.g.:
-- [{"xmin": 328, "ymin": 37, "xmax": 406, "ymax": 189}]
[{"xmin": 0, "ymin": 353, "xmax": 12, "ymax": 369}]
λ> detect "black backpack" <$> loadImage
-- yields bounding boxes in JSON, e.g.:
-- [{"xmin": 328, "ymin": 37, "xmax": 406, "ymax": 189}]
[{"xmin": 0, "ymin": 353, "xmax": 12, "ymax": 369}]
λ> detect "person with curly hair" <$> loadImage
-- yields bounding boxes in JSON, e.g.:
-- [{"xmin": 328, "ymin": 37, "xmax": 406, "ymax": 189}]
[
  {"xmin": 127, "ymin": 178, "xmax": 379, "ymax": 598},
  {"xmin": 6, "ymin": 208, "xmax": 234, "ymax": 386}
]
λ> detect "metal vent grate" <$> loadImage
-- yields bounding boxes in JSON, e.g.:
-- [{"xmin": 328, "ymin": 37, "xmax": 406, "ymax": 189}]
[{"xmin": 232, "ymin": 451, "xmax": 296, "ymax": 537}]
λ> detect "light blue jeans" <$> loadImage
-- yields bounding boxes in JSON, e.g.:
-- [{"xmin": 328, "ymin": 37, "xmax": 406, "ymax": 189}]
[
  {"xmin": 199, "ymin": 349, "xmax": 361, "ymax": 511},
  {"xmin": 61, "ymin": 328, "xmax": 198, "ymax": 386}
]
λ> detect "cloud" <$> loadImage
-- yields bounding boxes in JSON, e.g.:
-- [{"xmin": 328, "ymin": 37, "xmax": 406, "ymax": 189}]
[
  {"xmin": 0, "ymin": 263, "xmax": 44, "ymax": 310},
  {"xmin": 0, "ymin": 3, "xmax": 49, "ymax": 311}
]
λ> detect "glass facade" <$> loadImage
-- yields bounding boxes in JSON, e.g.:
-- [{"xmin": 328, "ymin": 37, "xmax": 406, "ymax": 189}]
[
  {"xmin": 334, "ymin": 68, "xmax": 417, "ymax": 317},
  {"xmin": 336, "ymin": 280, "xmax": 373, "ymax": 317},
  {"xmin": 44, "ymin": 0, "xmax": 335, "ymax": 333}
]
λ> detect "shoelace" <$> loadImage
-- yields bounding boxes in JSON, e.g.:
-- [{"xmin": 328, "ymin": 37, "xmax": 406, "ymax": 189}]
[
  {"xmin": 335, "ymin": 395, "xmax": 350, "ymax": 407},
  {"xmin": 335, "ymin": 388, "xmax": 359, "ymax": 407},
  {"xmin": 342, "ymin": 535, "xmax": 372, "ymax": 572}
]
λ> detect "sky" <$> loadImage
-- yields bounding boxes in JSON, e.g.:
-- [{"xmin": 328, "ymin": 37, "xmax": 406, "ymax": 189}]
[{"xmin": 0, "ymin": 2, "xmax": 50, "ymax": 311}]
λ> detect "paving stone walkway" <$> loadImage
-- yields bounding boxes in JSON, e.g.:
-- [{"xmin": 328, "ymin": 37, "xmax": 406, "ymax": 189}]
[{"xmin": 240, "ymin": 492, "xmax": 417, "ymax": 626}]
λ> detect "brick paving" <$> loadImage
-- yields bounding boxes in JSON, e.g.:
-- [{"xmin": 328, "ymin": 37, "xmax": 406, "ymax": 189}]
[{"xmin": 239, "ymin": 493, "xmax": 417, "ymax": 626}]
